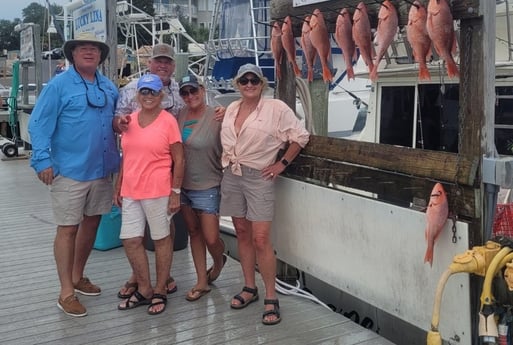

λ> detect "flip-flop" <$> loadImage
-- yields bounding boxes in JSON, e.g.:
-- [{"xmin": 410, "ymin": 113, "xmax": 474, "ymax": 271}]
[
  {"xmin": 118, "ymin": 291, "xmax": 151, "ymax": 310},
  {"xmin": 117, "ymin": 281, "xmax": 138, "ymax": 299},
  {"xmin": 185, "ymin": 287, "xmax": 212, "ymax": 302},
  {"xmin": 231, "ymin": 286, "xmax": 259, "ymax": 309},
  {"xmin": 207, "ymin": 254, "xmax": 228, "ymax": 284},
  {"xmin": 166, "ymin": 276, "xmax": 177, "ymax": 294},
  {"xmin": 148, "ymin": 293, "xmax": 167, "ymax": 315}
]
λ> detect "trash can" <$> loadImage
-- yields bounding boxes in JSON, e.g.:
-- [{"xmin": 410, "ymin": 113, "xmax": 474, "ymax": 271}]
[
  {"xmin": 143, "ymin": 210, "xmax": 189, "ymax": 251},
  {"xmin": 94, "ymin": 206, "xmax": 122, "ymax": 250}
]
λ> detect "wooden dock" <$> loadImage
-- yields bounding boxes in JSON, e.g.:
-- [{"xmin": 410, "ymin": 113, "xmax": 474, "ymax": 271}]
[{"xmin": 0, "ymin": 153, "xmax": 395, "ymax": 345}]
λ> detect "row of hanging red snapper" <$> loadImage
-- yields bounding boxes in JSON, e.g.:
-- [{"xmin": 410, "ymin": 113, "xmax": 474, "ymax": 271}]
[{"xmin": 271, "ymin": 0, "xmax": 459, "ymax": 83}]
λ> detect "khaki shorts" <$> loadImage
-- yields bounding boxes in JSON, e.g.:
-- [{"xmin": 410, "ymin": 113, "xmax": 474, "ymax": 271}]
[
  {"xmin": 50, "ymin": 175, "xmax": 113, "ymax": 226},
  {"xmin": 219, "ymin": 165, "xmax": 275, "ymax": 221},
  {"xmin": 120, "ymin": 197, "xmax": 171, "ymax": 240}
]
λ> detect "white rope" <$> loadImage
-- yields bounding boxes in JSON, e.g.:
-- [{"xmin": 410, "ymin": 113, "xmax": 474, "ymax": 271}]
[{"xmin": 275, "ymin": 277, "xmax": 332, "ymax": 311}]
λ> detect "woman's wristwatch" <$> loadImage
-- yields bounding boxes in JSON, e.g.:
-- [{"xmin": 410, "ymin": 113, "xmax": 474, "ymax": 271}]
[{"xmin": 280, "ymin": 158, "xmax": 289, "ymax": 166}]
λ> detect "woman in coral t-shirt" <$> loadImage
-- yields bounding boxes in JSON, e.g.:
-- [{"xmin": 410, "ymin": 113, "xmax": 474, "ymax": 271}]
[{"xmin": 114, "ymin": 73, "xmax": 184, "ymax": 315}]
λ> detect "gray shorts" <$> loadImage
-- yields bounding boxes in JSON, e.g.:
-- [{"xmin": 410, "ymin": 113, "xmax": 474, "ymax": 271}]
[
  {"xmin": 219, "ymin": 165, "xmax": 275, "ymax": 221},
  {"xmin": 50, "ymin": 175, "xmax": 113, "ymax": 226}
]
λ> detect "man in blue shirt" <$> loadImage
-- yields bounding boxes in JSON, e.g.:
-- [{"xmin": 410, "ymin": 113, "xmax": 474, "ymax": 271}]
[{"xmin": 29, "ymin": 32, "xmax": 120, "ymax": 317}]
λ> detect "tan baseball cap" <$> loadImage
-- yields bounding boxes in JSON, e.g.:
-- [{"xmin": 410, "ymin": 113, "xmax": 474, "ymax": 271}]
[{"xmin": 151, "ymin": 44, "xmax": 175, "ymax": 60}]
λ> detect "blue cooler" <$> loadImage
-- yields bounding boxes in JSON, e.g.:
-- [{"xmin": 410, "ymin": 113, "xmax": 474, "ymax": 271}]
[{"xmin": 94, "ymin": 206, "xmax": 122, "ymax": 250}]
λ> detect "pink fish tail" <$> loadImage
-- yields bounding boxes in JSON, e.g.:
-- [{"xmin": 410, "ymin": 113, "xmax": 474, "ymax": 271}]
[
  {"xmin": 307, "ymin": 68, "xmax": 313, "ymax": 82},
  {"xmin": 275, "ymin": 64, "xmax": 282, "ymax": 81},
  {"xmin": 293, "ymin": 62, "xmax": 302, "ymax": 77},
  {"xmin": 418, "ymin": 64, "xmax": 431, "ymax": 81},
  {"xmin": 370, "ymin": 65, "xmax": 379, "ymax": 82},
  {"xmin": 424, "ymin": 243, "xmax": 434, "ymax": 266},
  {"xmin": 322, "ymin": 65, "xmax": 333, "ymax": 83},
  {"xmin": 446, "ymin": 59, "xmax": 459, "ymax": 79},
  {"xmin": 346, "ymin": 66, "xmax": 355, "ymax": 81}
]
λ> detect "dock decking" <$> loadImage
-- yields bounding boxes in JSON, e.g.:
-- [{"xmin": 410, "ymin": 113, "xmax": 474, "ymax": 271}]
[{"xmin": 0, "ymin": 153, "xmax": 395, "ymax": 345}]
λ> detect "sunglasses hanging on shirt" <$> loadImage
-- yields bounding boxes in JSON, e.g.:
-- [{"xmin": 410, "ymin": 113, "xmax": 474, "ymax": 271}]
[{"xmin": 77, "ymin": 68, "xmax": 107, "ymax": 108}]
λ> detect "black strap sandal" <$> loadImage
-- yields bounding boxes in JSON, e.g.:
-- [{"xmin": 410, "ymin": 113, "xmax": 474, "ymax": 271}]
[
  {"xmin": 148, "ymin": 293, "xmax": 168, "ymax": 315},
  {"xmin": 230, "ymin": 286, "xmax": 259, "ymax": 309},
  {"xmin": 118, "ymin": 291, "xmax": 151, "ymax": 310},
  {"xmin": 262, "ymin": 299, "xmax": 281, "ymax": 325}
]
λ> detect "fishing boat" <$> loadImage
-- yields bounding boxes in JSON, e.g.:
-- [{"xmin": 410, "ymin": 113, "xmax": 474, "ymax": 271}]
[{"xmin": 205, "ymin": 0, "xmax": 513, "ymax": 344}]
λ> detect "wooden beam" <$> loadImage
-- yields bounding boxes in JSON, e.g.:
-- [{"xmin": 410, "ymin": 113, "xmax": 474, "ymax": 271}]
[
  {"xmin": 285, "ymin": 155, "xmax": 478, "ymax": 218},
  {"xmin": 271, "ymin": 0, "xmax": 481, "ymax": 36},
  {"xmin": 300, "ymin": 135, "xmax": 479, "ymax": 187}
]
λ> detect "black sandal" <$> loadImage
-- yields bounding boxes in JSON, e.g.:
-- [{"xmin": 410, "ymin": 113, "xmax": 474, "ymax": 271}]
[
  {"xmin": 230, "ymin": 286, "xmax": 259, "ymax": 309},
  {"xmin": 262, "ymin": 299, "xmax": 281, "ymax": 325},
  {"xmin": 118, "ymin": 291, "xmax": 151, "ymax": 310},
  {"xmin": 148, "ymin": 293, "xmax": 167, "ymax": 315}
]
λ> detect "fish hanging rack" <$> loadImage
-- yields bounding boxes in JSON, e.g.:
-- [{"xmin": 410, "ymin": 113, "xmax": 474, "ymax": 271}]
[{"xmin": 271, "ymin": 0, "xmax": 482, "ymax": 37}]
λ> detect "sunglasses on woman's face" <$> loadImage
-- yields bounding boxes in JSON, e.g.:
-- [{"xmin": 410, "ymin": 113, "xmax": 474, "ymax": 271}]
[
  {"xmin": 179, "ymin": 87, "xmax": 200, "ymax": 97},
  {"xmin": 139, "ymin": 88, "xmax": 161, "ymax": 96},
  {"xmin": 238, "ymin": 77, "xmax": 261, "ymax": 86}
]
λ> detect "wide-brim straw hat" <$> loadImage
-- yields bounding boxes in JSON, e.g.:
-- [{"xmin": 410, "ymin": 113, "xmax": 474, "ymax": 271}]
[{"xmin": 63, "ymin": 32, "xmax": 110, "ymax": 64}]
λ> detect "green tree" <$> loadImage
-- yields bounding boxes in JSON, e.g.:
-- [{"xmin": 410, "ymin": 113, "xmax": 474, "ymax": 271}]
[
  {"xmin": 0, "ymin": 19, "xmax": 21, "ymax": 51},
  {"xmin": 20, "ymin": 2, "xmax": 63, "ymax": 50}
]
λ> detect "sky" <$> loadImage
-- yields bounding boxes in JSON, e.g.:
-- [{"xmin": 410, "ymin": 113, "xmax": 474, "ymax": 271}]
[{"xmin": 2, "ymin": 0, "xmax": 72, "ymax": 21}]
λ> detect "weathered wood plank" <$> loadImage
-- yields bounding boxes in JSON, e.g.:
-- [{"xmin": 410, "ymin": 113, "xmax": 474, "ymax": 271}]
[
  {"xmin": 286, "ymin": 154, "xmax": 478, "ymax": 218},
  {"xmin": 299, "ymin": 135, "xmax": 479, "ymax": 187}
]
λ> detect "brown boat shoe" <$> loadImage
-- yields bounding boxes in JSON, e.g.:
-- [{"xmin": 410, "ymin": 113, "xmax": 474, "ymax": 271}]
[
  {"xmin": 57, "ymin": 294, "xmax": 87, "ymax": 317},
  {"xmin": 74, "ymin": 277, "xmax": 101, "ymax": 296}
]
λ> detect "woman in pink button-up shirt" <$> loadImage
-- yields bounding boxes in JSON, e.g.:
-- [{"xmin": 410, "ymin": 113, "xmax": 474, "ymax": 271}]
[{"xmin": 220, "ymin": 64, "xmax": 310, "ymax": 325}]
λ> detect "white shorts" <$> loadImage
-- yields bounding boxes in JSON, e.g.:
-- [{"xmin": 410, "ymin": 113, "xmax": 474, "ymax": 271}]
[{"xmin": 120, "ymin": 197, "xmax": 171, "ymax": 240}]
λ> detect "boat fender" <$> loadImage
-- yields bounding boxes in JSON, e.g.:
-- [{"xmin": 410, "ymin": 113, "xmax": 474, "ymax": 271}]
[
  {"xmin": 343, "ymin": 310, "xmax": 360, "ymax": 323},
  {"xmin": 360, "ymin": 316, "xmax": 374, "ymax": 330}
]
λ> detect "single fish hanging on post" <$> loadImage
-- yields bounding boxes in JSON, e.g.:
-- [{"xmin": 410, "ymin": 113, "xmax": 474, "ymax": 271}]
[{"xmin": 424, "ymin": 182, "xmax": 449, "ymax": 267}]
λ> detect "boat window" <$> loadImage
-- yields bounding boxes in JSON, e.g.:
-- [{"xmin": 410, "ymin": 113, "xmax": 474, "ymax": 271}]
[
  {"xmin": 495, "ymin": 86, "xmax": 513, "ymax": 155},
  {"xmin": 379, "ymin": 86, "xmax": 415, "ymax": 147},
  {"xmin": 417, "ymin": 84, "xmax": 459, "ymax": 153},
  {"xmin": 379, "ymin": 84, "xmax": 459, "ymax": 152}
]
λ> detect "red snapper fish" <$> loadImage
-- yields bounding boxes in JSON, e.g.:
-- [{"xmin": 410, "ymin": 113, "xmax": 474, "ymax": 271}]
[
  {"xmin": 281, "ymin": 16, "xmax": 301, "ymax": 77},
  {"xmin": 406, "ymin": 1, "xmax": 432, "ymax": 81},
  {"xmin": 424, "ymin": 183, "xmax": 449, "ymax": 267},
  {"xmin": 426, "ymin": 0, "xmax": 459, "ymax": 78},
  {"xmin": 352, "ymin": 2, "xmax": 374, "ymax": 75},
  {"xmin": 335, "ymin": 8, "xmax": 357, "ymax": 81},
  {"xmin": 309, "ymin": 9, "xmax": 333, "ymax": 83},
  {"xmin": 370, "ymin": 0, "xmax": 398, "ymax": 81},
  {"xmin": 300, "ymin": 15, "xmax": 316, "ymax": 82},
  {"xmin": 271, "ymin": 21, "xmax": 284, "ymax": 81}
]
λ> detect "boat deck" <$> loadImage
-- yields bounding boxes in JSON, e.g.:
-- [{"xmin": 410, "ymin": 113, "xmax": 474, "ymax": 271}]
[{"xmin": 0, "ymin": 153, "xmax": 395, "ymax": 345}]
